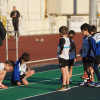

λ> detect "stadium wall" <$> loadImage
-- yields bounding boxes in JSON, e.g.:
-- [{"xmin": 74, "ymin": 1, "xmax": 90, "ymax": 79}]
[{"xmin": 0, "ymin": 0, "xmax": 100, "ymax": 36}]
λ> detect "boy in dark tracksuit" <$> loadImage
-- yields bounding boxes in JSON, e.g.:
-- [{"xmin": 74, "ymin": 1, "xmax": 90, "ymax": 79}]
[
  {"xmin": 68, "ymin": 30, "xmax": 76, "ymax": 83},
  {"xmin": 88, "ymin": 25, "xmax": 100, "ymax": 87},
  {"xmin": 79, "ymin": 23, "xmax": 94, "ymax": 86}
]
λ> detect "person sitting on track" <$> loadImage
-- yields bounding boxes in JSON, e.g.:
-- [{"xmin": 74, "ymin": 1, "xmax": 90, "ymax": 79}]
[
  {"xmin": 11, "ymin": 52, "xmax": 35, "ymax": 86},
  {"xmin": 79, "ymin": 23, "xmax": 95, "ymax": 86},
  {"xmin": 57, "ymin": 26, "xmax": 70, "ymax": 91},
  {"xmin": 0, "ymin": 60, "xmax": 14, "ymax": 88}
]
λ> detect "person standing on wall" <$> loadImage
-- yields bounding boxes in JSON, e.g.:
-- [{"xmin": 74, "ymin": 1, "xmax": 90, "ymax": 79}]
[{"xmin": 10, "ymin": 6, "xmax": 20, "ymax": 40}]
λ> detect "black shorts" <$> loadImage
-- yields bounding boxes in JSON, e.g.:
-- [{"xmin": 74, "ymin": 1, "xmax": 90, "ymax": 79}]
[
  {"xmin": 82, "ymin": 57, "xmax": 95, "ymax": 63},
  {"xmin": 95, "ymin": 56, "xmax": 100, "ymax": 64},
  {"xmin": 11, "ymin": 74, "xmax": 25, "ymax": 85},
  {"xmin": 20, "ymin": 74, "xmax": 26, "ymax": 80},
  {"xmin": 59, "ymin": 58, "xmax": 69, "ymax": 68},
  {"xmin": 68, "ymin": 59, "xmax": 74, "ymax": 66},
  {"xmin": 11, "ymin": 80, "xmax": 17, "ymax": 85}
]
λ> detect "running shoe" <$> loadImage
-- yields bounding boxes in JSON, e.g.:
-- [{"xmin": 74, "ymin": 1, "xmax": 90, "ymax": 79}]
[
  {"xmin": 88, "ymin": 81, "xmax": 95, "ymax": 86},
  {"xmin": 56, "ymin": 85, "xmax": 69, "ymax": 91},
  {"xmin": 79, "ymin": 81, "xmax": 86, "ymax": 86},
  {"xmin": 95, "ymin": 82, "xmax": 100, "ymax": 87},
  {"xmin": 81, "ymin": 74, "xmax": 89, "ymax": 79},
  {"xmin": 0, "ymin": 83, "xmax": 7, "ymax": 89}
]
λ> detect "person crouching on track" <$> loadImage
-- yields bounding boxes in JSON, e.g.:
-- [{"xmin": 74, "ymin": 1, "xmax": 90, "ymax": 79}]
[
  {"xmin": 11, "ymin": 52, "xmax": 35, "ymax": 86},
  {"xmin": 0, "ymin": 60, "xmax": 14, "ymax": 88},
  {"xmin": 79, "ymin": 23, "xmax": 95, "ymax": 86},
  {"xmin": 56, "ymin": 26, "xmax": 70, "ymax": 91}
]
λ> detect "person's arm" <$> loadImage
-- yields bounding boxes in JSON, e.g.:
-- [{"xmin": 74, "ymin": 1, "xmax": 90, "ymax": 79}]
[
  {"xmin": 74, "ymin": 42, "xmax": 77, "ymax": 58},
  {"xmin": 59, "ymin": 38, "xmax": 65, "ymax": 55},
  {"xmin": 0, "ymin": 22, "xmax": 6, "ymax": 41},
  {"xmin": 89, "ymin": 37, "xmax": 96, "ymax": 55},
  {"xmin": 10, "ymin": 11, "xmax": 14, "ymax": 18},
  {"xmin": 69, "ymin": 38, "xmax": 75, "ymax": 53},
  {"xmin": 16, "ymin": 11, "xmax": 20, "ymax": 18},
  {"xmin": 13, "ymin": 62, "xmax": 21, "ymax": 83}
]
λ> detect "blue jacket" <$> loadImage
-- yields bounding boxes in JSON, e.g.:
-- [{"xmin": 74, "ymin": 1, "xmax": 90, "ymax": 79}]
[
  {"xmin": 90, "ymin": 33, "xmax": 100, "ymax": 56},
  {"xmin": 11, "ymin": 60, "xmax": 21, "ymax": 82}
]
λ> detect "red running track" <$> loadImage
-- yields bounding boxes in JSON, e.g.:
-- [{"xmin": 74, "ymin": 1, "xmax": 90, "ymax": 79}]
[{"xmin": 0, "ymin": 33, "xmax": 83, "ymax": 62}]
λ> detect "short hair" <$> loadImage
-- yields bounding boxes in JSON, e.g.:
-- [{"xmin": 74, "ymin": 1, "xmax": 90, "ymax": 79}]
[
  {"xmin": 5, "ymin": 60, "xmax": 14, "ymax": 67},
  {"xmin": 21, "ymin": 52, "xmax": 30, "ymax": 62},
  {"xmin": 88, "ymin": 25, "xmax": 97, "ymax": 33},
  {"xmin": 59, "ymin": 26, "xmax": 68, "ymax": 35},
  {"xmin": 68, "ymin": 30, "xmax": 75, "ymax": 35},
  {"xmin": 80, "ymin": 23, "xmax": 90, "ymax": 31},
  {"xmin": 13, "ymin": 6, "xmax": 16, "ymax": 8}
]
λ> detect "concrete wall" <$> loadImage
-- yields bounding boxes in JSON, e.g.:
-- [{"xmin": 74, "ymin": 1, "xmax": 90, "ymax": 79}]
[{"xmin": 0, "ymin": 0, "xmax": 98, "ymax": 36}]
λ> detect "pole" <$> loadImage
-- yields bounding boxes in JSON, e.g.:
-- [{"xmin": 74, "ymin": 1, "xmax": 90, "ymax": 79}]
[
  {"xmin": 6, "ymin": 33, "xmax": 8, "ymax": 60},
  {"xmin": 89, "ymin": 0, "xmax": 97, "ymax": 26},
  {"xmin": 16, "ymin": 33, "xmax": 18, "ymax": 60}
]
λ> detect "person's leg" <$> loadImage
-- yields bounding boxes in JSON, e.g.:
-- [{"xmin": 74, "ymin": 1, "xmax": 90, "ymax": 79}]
[
  {"xmin": 69, "ymin": 66, "xmax": 73, "ymax": 78},
  {"xmin": 13, "ymin": 21, "xmax": 16, "ymax": 37},
  {"xmin": 21, "ymin": 78, "xmax": 28, "ymax": 85},
  {"xmin": 0, "ymin": 70, "xmax": 6, "ymax": 83},
  {"xmin": 0, "ymin": 70, "xmax": 7, "ymax": 88},
  {"xmin": 25, "ymin": 70, "xmax": 35, "ymax": 78},
  {"xmin": 65, "ymin": 66, "xmax": 69, "ymax": 86},
  {"xmin": 15, "ymin": 22, "xmax": 19, "ymax": 37},
  {"xmin": 93, "ymin": 63, "xmax": 100, "ymax": 81},
  {"xmin": 83, "ymin": 63, "xmax": 87, "ymax": 75},
  {"xmin": 90, "ymin": 66, "xmax": 94, "ymax": 81},
  {"xmin": 81, "ymin": 63, "xmax": 89, "ymax": 79},
  {"xmin": 60, "ymin": 67, "xmax": 67, "ymax": 86}
]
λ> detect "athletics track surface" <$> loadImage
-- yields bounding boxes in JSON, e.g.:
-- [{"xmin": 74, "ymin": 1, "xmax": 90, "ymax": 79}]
[{"xmin": 0, "ymin": 63, "xmax": 100, "ymax": 100}]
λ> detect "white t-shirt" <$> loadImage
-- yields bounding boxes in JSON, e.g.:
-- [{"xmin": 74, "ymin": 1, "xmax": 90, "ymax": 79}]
[
  {"xmin": 57, "ymin": 37, "xmax": 70, "ymax": 60},
  {"xmin": 19, "ymin": 63, "xmax": 27, "ymax": 75},
  {"xmin": 0, "ymin": 63, "xmax": 4, "ymax": 71}
]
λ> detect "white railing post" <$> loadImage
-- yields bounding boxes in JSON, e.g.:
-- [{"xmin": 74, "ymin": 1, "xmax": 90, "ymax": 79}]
[
  {"xmin": 6, "ymin": 33, "xmax": 8, "ymax": 60},
  {"xmin": 16, "ymin": 33, "xmax": 18, "ymax": 60}
]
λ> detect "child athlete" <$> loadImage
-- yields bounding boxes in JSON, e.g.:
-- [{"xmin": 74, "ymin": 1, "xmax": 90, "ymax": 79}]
[{"xmin": 57, "ymin": 26, "xmax": 70, "ymax": 91}]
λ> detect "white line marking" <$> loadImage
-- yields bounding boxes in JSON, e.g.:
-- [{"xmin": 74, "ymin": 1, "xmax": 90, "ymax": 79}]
[
  {"xmin": 35, "ymin": 64, "xmax": 82, "ymax": 74},
  {"xmin": 17, "ymin": 86, "xmax": 80, "ymax": 100},
  {"xmin": 1, "ymin": 72, "xmax": 83, "ymax": 91},
  {"xmin": 2, "ymin": 65, "xmax": 83, "ymax": 90},
  {"xmin": 8, "ymin": 65, "xmax": 83, "ymax": 79}
]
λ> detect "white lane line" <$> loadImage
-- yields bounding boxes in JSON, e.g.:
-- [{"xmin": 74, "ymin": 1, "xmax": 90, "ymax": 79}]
[
  {"xmin": 8, "ymin": 65, "xmax": 83, "ymax": 78},
  {"xmin": 1, "ymin": 65, "xmax": 83, "ymax": 91},
  {"xmin": 17, "ymin": 86, "xmax": 80, "ymax": 100},
  {"xmin": 0, "ymin": 72, "xmax": 83, "ymax": 91},
  {"xmin": 35, "ymin": 64, "xmax": 83, "ymax": 74}
]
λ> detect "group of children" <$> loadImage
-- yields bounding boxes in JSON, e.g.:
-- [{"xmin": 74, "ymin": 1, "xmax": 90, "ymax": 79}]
[
  {"xmin": 0, "ymin": 52, "xmax": 34, "ymax": 88},
  {"xmin": 0, "ymin": 23, "xmax": 100, "ymax": 92},
  {"xmin": 57, "ymin": 23, "xmax": 100, "ymax": 91}
]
